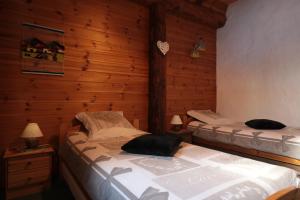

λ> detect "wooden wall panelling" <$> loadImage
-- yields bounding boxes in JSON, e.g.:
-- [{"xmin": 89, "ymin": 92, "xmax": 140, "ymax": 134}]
[
  {"xmin": 166, "ymin": 14, "xmax": 216, "ymax": 128},
  {"xmin": 0, "ymin": 0, "xmax": 149, "ymax": 152},
  {"xmin": 0, "ymin": 0, "xmax": 221, "ymax": 148},
  {"xmin": 147, "ymin": 0, "xmax": 219, "ymax": 132}
]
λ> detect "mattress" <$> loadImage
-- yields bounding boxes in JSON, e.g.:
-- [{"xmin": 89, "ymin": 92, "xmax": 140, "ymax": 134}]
[
  {"xmin": 60, "ymin": 131, "xmax": 298, "ymax": 200},
  {"xmin": 188, "ymin": 121, "xmax": 300, "ymax": 160}
]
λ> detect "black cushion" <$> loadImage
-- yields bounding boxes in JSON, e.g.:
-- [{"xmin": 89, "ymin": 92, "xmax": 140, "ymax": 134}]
[
  {"xmin": 245, "ymin": 119, "xmax": 286, "ymax": 130},
  {"xmin": 121, "ymin": 134, "xmax": 182, "ymax": 157}
]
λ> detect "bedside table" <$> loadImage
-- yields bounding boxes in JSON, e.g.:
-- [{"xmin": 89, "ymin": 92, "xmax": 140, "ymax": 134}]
[
  {"xmin": 3, "ymin": 147, "xmax": 54, "ymax": 200},
  {"xmin": 167, "ymin": 129, "xmax": 193, "ymax": 143}
]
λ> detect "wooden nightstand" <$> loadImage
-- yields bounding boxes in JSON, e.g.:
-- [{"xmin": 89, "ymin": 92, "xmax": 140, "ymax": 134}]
[
  {"xmin": 3, "ymin": 147, "xmax": 54, "ymax": 200},
  {"xmin": 167, "ymin": 129, "xmax": 193, "ymax": 143}
]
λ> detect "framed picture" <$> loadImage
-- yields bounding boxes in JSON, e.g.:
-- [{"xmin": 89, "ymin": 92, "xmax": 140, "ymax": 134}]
[{"xmin": 21, "ymin": 23, "xmax": 65, "ymax": 76}]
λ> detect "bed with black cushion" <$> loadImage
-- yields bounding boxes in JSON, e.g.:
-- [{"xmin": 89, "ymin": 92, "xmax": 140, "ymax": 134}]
[
  {"xmin": 187, "ymin": 110, "xmax": 300, "ymax": 166},
  {"xmin": 59, "ymin": 111, "xmax": 299, "ymax": 200}
]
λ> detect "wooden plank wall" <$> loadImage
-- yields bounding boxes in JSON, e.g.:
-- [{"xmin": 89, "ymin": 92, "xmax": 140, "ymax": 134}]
[
  {"xmin": 0, "ymin": 0, "xmax": 218, "ymax": 151},
  {"xmin": 0, "ymin": 0, "xmax": 149, "ymax": 151},
  {"xmin": 166, "ymin": 14, "xmax": 216, "ymax": 127}
]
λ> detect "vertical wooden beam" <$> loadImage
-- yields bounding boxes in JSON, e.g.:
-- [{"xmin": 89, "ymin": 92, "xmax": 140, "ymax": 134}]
[{"xmin": 148, "ymin": 3, "xmax": 167, "ymax": 134}]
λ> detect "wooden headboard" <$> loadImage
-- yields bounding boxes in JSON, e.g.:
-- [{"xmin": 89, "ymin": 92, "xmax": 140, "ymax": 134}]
[{"xmin": 59, "ymin": 118, "xmax": 82, "ymax": 149}]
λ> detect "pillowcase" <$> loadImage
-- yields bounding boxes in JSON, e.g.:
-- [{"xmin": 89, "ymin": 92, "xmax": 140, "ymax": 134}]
[
  {"xmin": 88, "ymin": 127, "xmax": 147, "ymax": 141},
  {"xmin": 121, "ymin": 134, "xmax": 182, "ymax": 157},
  {"xmin": 188, "ymin": 120, "xmax": 206, "ymax": 127},
  {"xmin": 75, "ymin": 111, "xmax": 134, "ymax": 138},
  {"xmin": 245, "ymin": 119, "xmax": 286, "ymax": 130},
  {"xmin": 187, "ymin": 110, "xmax": 234, "ymax": 125}
]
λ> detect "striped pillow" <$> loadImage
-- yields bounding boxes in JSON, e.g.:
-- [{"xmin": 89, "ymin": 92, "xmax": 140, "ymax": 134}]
[{"xmin": 75, "ymin": 111, "xmax": 134, "ymax": 139}]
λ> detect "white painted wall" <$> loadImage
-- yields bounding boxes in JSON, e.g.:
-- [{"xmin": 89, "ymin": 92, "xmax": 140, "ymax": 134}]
[{"xmin": 217, "ymin": 0, "xmax": 300, "ymax": 126}]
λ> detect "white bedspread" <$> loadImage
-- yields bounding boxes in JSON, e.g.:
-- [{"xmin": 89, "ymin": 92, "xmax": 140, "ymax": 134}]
[
  {"xmin": 60, "ymin": 131, "xmax": 298, "ymax": 200},
  {"xmin": 189, "ymin": 121, "xmax": 300, "ymax": 159}
]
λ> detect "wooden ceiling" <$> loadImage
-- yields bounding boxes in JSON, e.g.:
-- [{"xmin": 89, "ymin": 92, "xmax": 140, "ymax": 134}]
[
  {"xmin": 137, "ymin": 0, "xmax": 238, "ymax": 14},
  {"xmin": 190, "ymin": 0, "xmax": 237, "ymax": 5},
  {"xmin": 189, "ymin": 0, "xmax": 238, "ymax": 14},
  {"xmin": 131, "ymin": 0, "xmax": 238, "ymax": 28},
  {"xmin": 221, "ymin": 0, "xmax": 237, "ymax": 3}
]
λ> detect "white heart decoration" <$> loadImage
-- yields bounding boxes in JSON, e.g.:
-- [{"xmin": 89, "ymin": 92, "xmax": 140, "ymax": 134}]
[{"xmin": 157, "ymin": 41, "xmax": 169, "ymax": 55}]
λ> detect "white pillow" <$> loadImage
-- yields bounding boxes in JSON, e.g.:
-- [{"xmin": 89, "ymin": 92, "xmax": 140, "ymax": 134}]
[
  {"xmin": 75, "ymin": 111, "xmax": 134, "ymax": 138},
  {"xmin": 89, "ymin": 127, "xmax": 147, "ymax": 141},
  {"xmin": 188, "ymin": 120, "xmax": 206, "ymax": 127},
  {"xmin": 187, "ymin": 110, "xmax": 234, "ymax": 125}
]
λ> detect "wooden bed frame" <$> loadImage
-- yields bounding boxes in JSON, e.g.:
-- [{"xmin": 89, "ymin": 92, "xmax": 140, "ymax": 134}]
[
  {"xmin": 192, "ymin": 134, "xmax": 300, "ymax": 171},
  {"xmin": 185, "ymin": 116, "xmax": 300, "ymax": 169},
  {"xmin": 59, "ymin": 118, "xmax": 91, "ymax": 200},
  {"xmin": 266, "ymin": 186, "xmax": 300, "ymax": 200}
]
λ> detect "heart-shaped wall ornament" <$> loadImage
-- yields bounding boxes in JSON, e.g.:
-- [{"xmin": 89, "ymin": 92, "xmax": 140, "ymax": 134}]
[{"xmin": 156, "ymin": 41, "xmax": 169, "ymax": 55}]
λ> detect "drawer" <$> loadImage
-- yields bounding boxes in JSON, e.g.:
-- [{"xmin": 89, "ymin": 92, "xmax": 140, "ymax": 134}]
[
  {"xmin": 6, "ymin": 183, "xmax": 45, "ymax": 200},
  {"xmin": 8, "ymin": 155, "xmax": 51, "ymax": 173},
  {"xmin": 7, "ymin": 169, "xmax": 50, "ymax": 189}
]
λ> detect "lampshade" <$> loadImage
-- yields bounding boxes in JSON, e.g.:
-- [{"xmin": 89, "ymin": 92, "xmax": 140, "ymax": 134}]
[
  {"xmin": 170, "ymin": 115, "xmax": 183, "ymax": 125},
  {"xmin": 21, "ymin": 123, "xmax": 43, "ymax": 138}
]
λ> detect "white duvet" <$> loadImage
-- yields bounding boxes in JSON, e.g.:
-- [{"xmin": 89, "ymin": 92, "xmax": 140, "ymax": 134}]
[{"xmin": 60, "ymin": 131, "xmax": 298, "ymax": 200}]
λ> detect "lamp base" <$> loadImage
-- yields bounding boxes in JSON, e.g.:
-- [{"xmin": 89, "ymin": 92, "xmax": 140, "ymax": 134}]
[{"xmin": 24, "ymin": 138, "xmax": 39, "ymax": 149}]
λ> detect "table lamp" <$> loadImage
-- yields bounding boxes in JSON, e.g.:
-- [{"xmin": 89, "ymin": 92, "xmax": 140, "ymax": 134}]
[
  {"xmin": 21, "ymin": 123, "xmax": 43, "ymax": 149},
  {"xmin": 170, "ymin": 115, "xmax": 183, "ymax": 131}
]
